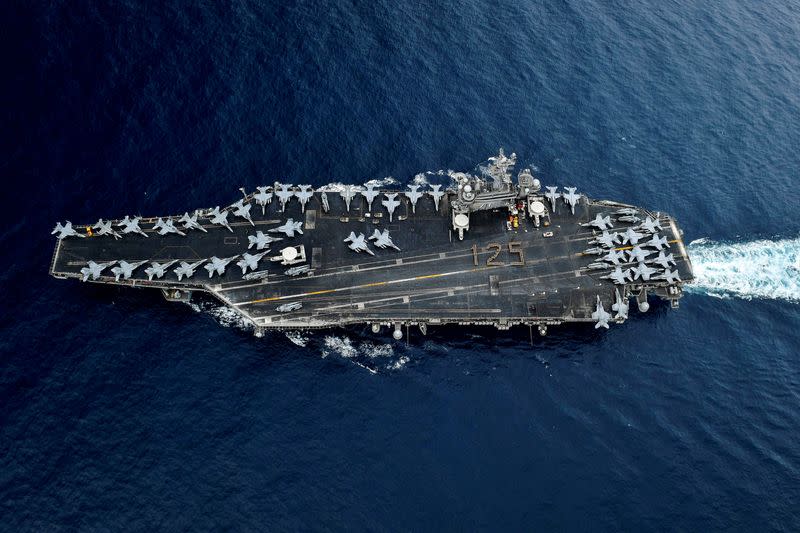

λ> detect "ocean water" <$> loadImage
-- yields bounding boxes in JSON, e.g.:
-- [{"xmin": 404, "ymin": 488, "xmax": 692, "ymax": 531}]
[{"xmin": 2, "ymin": 0, "xmax": 800, "ymax": 530}]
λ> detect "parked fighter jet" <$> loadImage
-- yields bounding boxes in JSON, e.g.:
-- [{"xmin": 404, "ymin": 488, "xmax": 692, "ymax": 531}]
[
  {"xmin": 592, "ymin": 296, "xmax": 611, "ymax": 329},
  {"xmin": 587, "ymin": 262, "xmax": 608, "ymax": 270},
  {"xmin": 428, "ymin": 184, "xmax": 445, "ymax": 212},
  {"xmin": 117, "ymin": 216, "xmax": 148, "ymax": 237},
  {"xmin": 285, "ymin": 264, "xmax": 311, "ymax": 277},
  {"xmin": 361, "ymin": 183, "xmax": 380, "ymax": 211},
  {"xmin": 652, "ymin": 251, "xmax": 676, "ymax": 269},
  {"xmin": 382, "ymin": 193, "xmax": 401, "ymax": 222},
  {"xmin": 153, "ymin": 217, "xmax": 186, "ymax": 236},
  {"xmin": 627, "ymin": 245, "xmax": 654, "ymax": 263},
  {"xmin": 91, "ymin": 219, "xmax": 121, "ymax": 239},
  {"xmin": 243, "ymin": 270, "xmax": 269, "ymax": 281},
  {"xmin": 544, "ymin": 186, "xmax": 560, "ymax": 212},
  {"xmin": 145, "ymin": 260, "xmax": 178, "ymax": 281},
  {"xmin": 612, "ymin": 288, "xmax": 629, "ymax": 320},
  {"xmin": 591, "ymin": 231, "xmax": 621, "ymax": 248},
  {"xmin": 236, "ymin": 251, "xmax": 268, "ymax": 274},
  {"xmin": 254, "ymin": 186, "xmax": 273, "ymax": 215},
  {"xmin": 179, "ymin": 211, "xmax": 207, "ymax": 232},
  {"xmin": 562, "ymin": 187, "xmax": 580, "ymax": 214},
  {"xmin": 276, "ymin": 302, "xmax": 302, "ymax": 313},
  {"xmin": 173, "ymin": 259, "xmax": 206, "ymax": 281},
  {"xmin": 275, "ymin": 183, "xmax": 294, "ymax": 212},
  {"xmin": 111, "ymin": 260, "xmax": 147, "ymax": 281},
  {"xmin": 344, "ymin": 232, "xmax": 375, "ymax": 255},
  {"xmin": 295, "ymin": 185, "xmax": 314, "ymax": 212},
  {"xmin": 617, "ymin": 215, "xmax": 641, "ymax": 224},
  {"xmin": 52, "ymin": 221, "xmax": 85, "ymax": 240},
  {"xmin": 207, "ymin": 207, "xmax": 233, "ymax": 232},
  {"xmin": 614, "ymin": 207, "xmax": 638, "ymax": 216},
  {"xmin": 631, "ymin": 262, "xmax": 658, "ymax": 281},
  {"xmin": 581, "ymin": 213, "xmax": 613, "ymax": 231},
  {"xmin": 602, "ymin": 266, "xmax": 632, "ymax": 285},
  {"xmin": 205, "ymin": 256, "xmax": 237, "ymax": 278},
  {"xmin": 621, "ymin": 227, "xmax": 644, "ymax": 245},
  {"xmin": 639, "ymin": 216, "xmax": 663, "ymax": 234},
  {"xmin": 80, "ymin": 260, "xmax": 115, "ymax": 281},
  {"xmin": 230, "ymin": 199, "xmax": 254, "ymax": 226},
  {"xmin": 340, "ymin": 185, "xmax": 358, "ymax": 212},
  {"xmin": 602, "ymin": 249, "xmax": 627, "ymax": 265},
  {"xmin": 656, "ymin": 268, "xmax": 681, "ymax": 284},
  {"xmin": 248, "ymin": 230, "xmax": 281, "ymax": 250},
  {"xmin": 405, "ymin": 185, "xmax": 424, "ymax": 213},
  {"xmin": 367, "ymin": 229, "xmax": 398, "ymax": 250},
  {"xmin": 643, "ymin": 234, "xmax": 668, "ymax": 250},
  {"xmin": 270, "ymin": 219, "xmax": 303, "ymax": 237}
]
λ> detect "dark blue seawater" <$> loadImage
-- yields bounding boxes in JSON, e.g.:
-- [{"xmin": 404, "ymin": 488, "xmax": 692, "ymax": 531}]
[{"xmin": 3, "ymin": 1, "xmax": 800, "ymax": 530}]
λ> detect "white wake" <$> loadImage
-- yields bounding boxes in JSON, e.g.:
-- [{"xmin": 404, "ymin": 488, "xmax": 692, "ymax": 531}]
[{"xmin": 687, "ymin": 237, "xmax": 800, "ymax": 302}]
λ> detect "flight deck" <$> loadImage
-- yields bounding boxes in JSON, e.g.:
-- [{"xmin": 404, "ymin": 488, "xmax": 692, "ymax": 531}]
[{"xmin": 50, "ymin": 151, "xmax": 694, "ymax": 338}]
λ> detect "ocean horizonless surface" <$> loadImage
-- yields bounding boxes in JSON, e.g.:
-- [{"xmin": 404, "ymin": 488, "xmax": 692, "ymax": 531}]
[{"xmin": 2, "ymin": 0, "xmax": 800, "ymax": 530}]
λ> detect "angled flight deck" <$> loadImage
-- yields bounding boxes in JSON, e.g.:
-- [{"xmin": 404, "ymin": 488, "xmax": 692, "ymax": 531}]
[{"xmin": 50, "ymin": 150, "xmax": 694, "ymax": 338}]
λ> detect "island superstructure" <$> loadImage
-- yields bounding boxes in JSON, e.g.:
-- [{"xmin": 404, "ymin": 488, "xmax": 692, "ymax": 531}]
[{"xmin": 49, "ymin": 151, "xmax": 694, "ymax": 338}]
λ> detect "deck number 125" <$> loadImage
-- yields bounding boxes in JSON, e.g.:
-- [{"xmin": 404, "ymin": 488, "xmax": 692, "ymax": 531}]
[{"xmin": 471, "ymin": 242, "xmax": 525, "ymax": 266}]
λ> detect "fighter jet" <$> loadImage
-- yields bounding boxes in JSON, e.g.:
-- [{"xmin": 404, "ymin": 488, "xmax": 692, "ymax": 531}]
[
  {"xmin": 144, "ymin": 260, "xmax": 178, "ymax": 281},
  {"xmin": 382, "ymin": 193, "xmax": 401, "ymax": 222},
  {"xmin": 275, "ymin": 183, "xmax": 294, "ymax": 212},
  {"xmin": 91, "ymin": 219, "xmax": 121, "ymax": 239},
  {"xmin": 643, "ymin": 234, "xmax": 669, "ymax": 250},
  {"xmin": 80, "ymin": 260, "xmax": 115, "ymax": 282},
  {"xmin": 656, "ymin": 268, "xmax": 681, "ymax": 284},
  {"xmin": 581, "ymin": 213, "xmax": 613, "ymax": 231},
  {"xmin": 369, "ymin": 228, "xmax": 400, "ymax": 250},
  {"xmin": 583, "ymin": 247, "xmax": 605, "ymax": 256},
  {"xmin": 639, "ymin": 216, "xmax": 663, "ymax": 234},
  {"xmin": 591, "ymin": 231, "xmax": 621, "ymax": 248},
  {"xmin": 405, "ymin": 185, "xmax": 424, "ymax": 214},
  {"xmin": 254, "ymin": 186, "xmax": 273, "ymax": 215},
  {"xmin": 285, "ymin": 264, "xmax": 311, "ymax": 277},
  {"xmin": 611, "ymin": 288, "xmax": 629, "ymax": 320},
  {"xmin": 614, "ymin": 207, "xmax": 638, "ymax": 217},
  {"xmin": 602, "ymin": 266, "xmax": 632, "ymax": 285},
  {"xmin": 248, "ymin": 230, "xmax": 281, "ymax": 250},
  {"xmin": 153, "ymin": 217, "xmax": 186, "ymax": 236},
  {"xmin": 243, "ymin": 270, "xmax": 270, "ymax": 281},
  {"xmin": 276, "ymin": 301, "xmax": 302, "ymax": 313},
  {"xmin": 173, "ymin": 259, "xmax": 206, "ymax": 281},
  {"xmin": 631, "ymin": 262, "xmax": 658, "ymax": 281},
  {"xmin": 544, "ymin": 186, "xmax": 560, "ymax": 212},
  {"xmin": 652, "ymin": 251, "xmax": 676, "ymax": 269},
  {"xmin": 621, "ymin": 227, "xmax": 644, "ymax": 245},
  {"xmin": 602, "ymin": 249, "xmax": 627, "ymax": 265},
  {"xmin": 207, "ymin": 207, "xmax": 233, "ymax": 232},
  {"xmin": 627, "ymin": 245, "xmax": 654, "ymax": 263},
  {"xmin": 111, "ymin": 260, "xmax": 147, "ymax": 281},
  {"xmin": 340, "ymin": 185, "xmax": 358, "ymax": 212},
  {"xmin": 204, "ymin": 256, "xmax": 237, "ymax": 278},
  {"xmin": 562, "ymin": 187, "xmax": 580, "ymax": 214},
  {"xmin": 179, "ymin": 211, "xmax": 207, "ymax": 232},
  {"xmin": 117, "ymin": 216, "xmax": 148, "ymax": 237},
  {"xmin": 344, "ymin": 232, "xmax": 375, "ymax": 255},
  {"xmin": 587, "ymin": 262, "xmax": 609, "ymax": 270},
  {"xmin": 295, "ymin": 185, "xmax": 314, "ymax": 212},
  {"xmin": 617, "ymin": 215, "xmax": 641, "ymax": 224},
  {"xmin": 270, "ymin": 219, "xmax": 303, "ymax": 237},
  {"xmin": 361, "ymin": 183, "xmax": 381, "ymax": 211},
  {"xmin": 230, "ymin": 199, "xmax": 254, "ymax": 226},
  {"xmin": 236, "ymin": 251, "xmax": 268, "ymax": 274},
  {"xmin": 52, "ymin": 221, "xmax": 85, "ymax": 240},
  {"xmin": 592, "ymin": 296, "xmax": 612, "ymax": 329},
  {"xmin": 428, "ymin": 184, "xmax": 445, "ymax": 212}
]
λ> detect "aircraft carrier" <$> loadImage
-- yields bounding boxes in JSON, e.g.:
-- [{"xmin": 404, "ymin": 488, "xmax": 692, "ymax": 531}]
[{"xmin": 49, "ymin": 150, "xmax": 694, "ymax": 339}]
